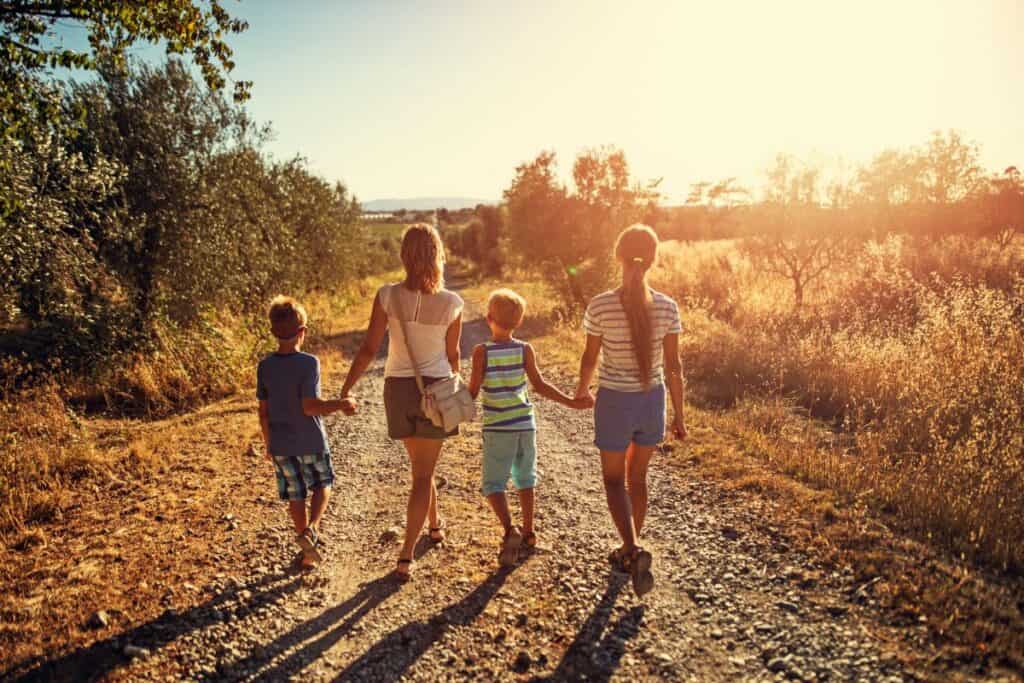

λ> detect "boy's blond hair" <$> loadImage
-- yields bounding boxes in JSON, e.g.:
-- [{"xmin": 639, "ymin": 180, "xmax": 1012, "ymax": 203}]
[
  {"xmin": 488, "ymin": 288, "xmax": 526, "ymax": 330},
  {"xmin": 268, "ymin": 295, "xmax": 308, "ymax": 340}
]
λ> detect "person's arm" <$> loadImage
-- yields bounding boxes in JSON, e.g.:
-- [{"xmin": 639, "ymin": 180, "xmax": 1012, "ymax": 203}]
[
  {"xmin": 339, "ymin": 292, "xmax": 389, "ymax": 404},
  {"xmin": 302, "ymin": 397, "xmax": 346, "ymax": 416},
  {"xmin": 574, "ymin": 334, "xmax": 602, "ymax": 401},
  {"xmin": 468, "ymin": 344, "xmax": 485, "ymax": 398},
  {"xmin": 258, "ymin": 400, "xmax": 273, "ymax": 461},
  {"xmin": 446, "ymin": 313, "xmax": 462, "ymax": 375},
  {"xmin": 663, "ymin": 332, "xmax": 687, "ymax": 440},
  {"xmin": 525, "ymin": 344, "xmax": 590, "ymax": 408},
  {"xmin": 302, "ymin": 355, "xmax": 346, "ymax": 416}
]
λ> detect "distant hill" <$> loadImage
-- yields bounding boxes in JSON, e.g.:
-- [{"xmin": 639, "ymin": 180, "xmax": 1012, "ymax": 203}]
[{"xmin": 362, "ymin": 197, "xmax": 495, "ymax": 212}]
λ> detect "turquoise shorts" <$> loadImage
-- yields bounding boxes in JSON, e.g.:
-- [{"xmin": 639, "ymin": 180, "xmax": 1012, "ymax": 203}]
[{"xmin": 481, "ymin": 430, "xmax": 537, "ymax": 496}]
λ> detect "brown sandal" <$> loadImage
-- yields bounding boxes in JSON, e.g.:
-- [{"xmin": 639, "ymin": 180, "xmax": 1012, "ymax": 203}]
[
  {"xmin": 523, "ymin": 531, "xmax": 537, "ymax": 549},
  {"xmin": 428, "ymin": 520, "xmax": 446, "ymax": 543},
  {"xmin": 623, "ymin": 547, "xmax": 654, "ymax": 596},
  {"xmin": 394, "ymin": 558, "xmax": 412, "ymax": 583},
  {"xmin": 499, "ymin": 526, "xmax": 523, "ymax": 567},
  {"xmin": 608, "ymin": 546, "xmax": 628, "ymax": 572}
]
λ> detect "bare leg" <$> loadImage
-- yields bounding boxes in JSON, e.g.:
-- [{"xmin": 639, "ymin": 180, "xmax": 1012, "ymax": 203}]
[
  {"xmin": 518, "ymin": 488, "xmax": 535, "ymax": 537},
  {"xmin": 625, "ymin": 444, "xmax": 655, "ymax": 537},
  {"xmin": 600, "ymin": 451, "xmax": 637, "ymax": 552},
  {"xmin": 308, "ymin": 487, "xmax": 331, "ymax": 532},
  {"xmin": 428, "ymin": 477, "xmax": 440, "ymax": 531},
  {"xmin": 399, "ymin": 437, "xmax": 444, "ymax": 567},
  {"xmin": 287, "ymin": 500, "xmax": 308, "ymax": 534},
  {"xmin": 486, "ymin": 492, "xmax": 513, "ymax": 532}
]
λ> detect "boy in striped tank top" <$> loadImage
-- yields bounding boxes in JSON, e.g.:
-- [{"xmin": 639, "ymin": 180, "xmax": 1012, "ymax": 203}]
[{"xmin": 469, "ymin": 289, "xmax": 592, "ymax": 566}]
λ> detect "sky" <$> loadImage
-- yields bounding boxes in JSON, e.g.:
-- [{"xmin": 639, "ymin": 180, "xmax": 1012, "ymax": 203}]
[{"xmin": 53, "ymin": 0, "xmax": 1024, "ymax": 203}]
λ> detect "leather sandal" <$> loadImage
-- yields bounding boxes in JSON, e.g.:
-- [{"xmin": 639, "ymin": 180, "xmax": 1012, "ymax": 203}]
[
  {"xmin": 394, "ymin": 558, "xmax": 412, "ymax": 582},
  {"xmin": 498, "ymin": 526, "xmax": 523, "ymax": 567}
]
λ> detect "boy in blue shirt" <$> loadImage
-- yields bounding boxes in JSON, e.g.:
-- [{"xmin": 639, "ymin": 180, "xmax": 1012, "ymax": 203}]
[{"xmin": 257, "ymin": 296, "xmax": 353, "ymax": 568}]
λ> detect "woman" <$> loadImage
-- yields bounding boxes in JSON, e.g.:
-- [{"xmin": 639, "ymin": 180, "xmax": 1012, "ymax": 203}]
[
  {"xmin": 339, "ymin": 223, "xmax": 463, "ymax": 581},
  {"xmin": 574, "ymin": 224, "xmax": 687, "ymax": 596}
]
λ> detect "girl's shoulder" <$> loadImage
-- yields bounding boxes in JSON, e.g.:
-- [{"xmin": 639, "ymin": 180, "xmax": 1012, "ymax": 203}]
[
  {"xmin": 649, "ymin": 288, "xmax": 679, "ymax": 308},
  {"xmin": 588, "ymin": 290, "xmax": 620, "ymax": 307}
]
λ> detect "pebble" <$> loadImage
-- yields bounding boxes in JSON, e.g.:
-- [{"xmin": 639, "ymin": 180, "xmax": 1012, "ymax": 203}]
[
  {"xmin": 124, "ymin": 644, "xmax": 151, "ymax": 659},
  {"xmin": 86, "ymin": 610, "xmax": 109, "ymax": 629}
]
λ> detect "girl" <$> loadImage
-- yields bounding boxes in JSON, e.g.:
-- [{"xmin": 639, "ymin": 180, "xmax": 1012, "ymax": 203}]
[
  {"xmin": 574, "ymin": 224, "xmax": 687, "ymax": 596},
  {"xmin": 339, "ymin": 223, "xmax": 463, "ymax": 581}
]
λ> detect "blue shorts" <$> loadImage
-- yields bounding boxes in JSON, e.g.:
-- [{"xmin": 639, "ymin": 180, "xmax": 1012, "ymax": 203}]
[
  {"xmin": 594, "ymin": 384, "xmax": 666, "ymax": 452},
  {"xmin": 481, "ymin": 430, "xmax": 538, "ymax": 496},
  {"xmin": 273, "ymin": 452, "xmax": 335, "ymax": 501}
]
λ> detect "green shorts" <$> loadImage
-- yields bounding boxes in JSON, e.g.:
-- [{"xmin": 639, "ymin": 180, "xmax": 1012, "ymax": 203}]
[
  {"xmin": 481, "ymin": 430, "xmax": 537, "ymax": 496},
  {"xmin": 383, "ymin": 376, "xmax": 458, "ymax": 440}
]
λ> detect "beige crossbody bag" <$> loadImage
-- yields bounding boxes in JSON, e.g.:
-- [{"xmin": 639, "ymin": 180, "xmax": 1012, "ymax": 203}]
[{"xmin": 392, "ymin": 288, "xmax": 476, "ymax": 432}]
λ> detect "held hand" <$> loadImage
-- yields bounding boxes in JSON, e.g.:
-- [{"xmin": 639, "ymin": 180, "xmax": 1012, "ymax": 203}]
[
  {"xmin": 671, "ymin": 415, "xmax": 688, "ymax": 441},
  {"xmin": 574, "ymin": 385, "xmax": 594, "ymax": 402},
  {"xmin": 570, "ymin": 394, "xmax": 595, "ymax": 410},
  {"xmin": 339, "ymin": 397, "xmax": 358, "ymax": 416}
]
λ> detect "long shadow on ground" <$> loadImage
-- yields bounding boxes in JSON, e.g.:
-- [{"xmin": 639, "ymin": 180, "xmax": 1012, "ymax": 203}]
[
  {"xmin": 331, "ymin": 563, "xmax": 525, "ymax": 682},
  {"xmin": 533, "ymin": 571, "xmax": 644, "ymax": 682},
  {"xmin": 230, "ymin": 574, "xmax": 401, "ymax": 682},
  {"xmin": 7, "ymin": 571, "xmax": 303, "ymax": 683},
  {"xmin": 225, "ymin": 538, "xmax": 443, "ymax": 681}
]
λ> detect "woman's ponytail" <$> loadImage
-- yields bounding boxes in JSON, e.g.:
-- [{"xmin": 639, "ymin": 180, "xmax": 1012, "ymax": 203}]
[{"xmin": 614, "ymin": 226, "xmax": 659, "ymax": 389}]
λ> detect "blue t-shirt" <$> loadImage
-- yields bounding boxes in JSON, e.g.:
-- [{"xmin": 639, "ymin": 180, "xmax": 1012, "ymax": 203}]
[{"xmin": 256, "ymin": 352, "xmax": 330, "ymax": 458}]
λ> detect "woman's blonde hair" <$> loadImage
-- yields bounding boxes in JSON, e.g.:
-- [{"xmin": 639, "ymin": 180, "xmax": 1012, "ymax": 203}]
[
  {"xmin": 614, "ymin": 224, "xmax": 659, "ymax": 388},
  {"xmin": 401, "ymin": 223, "xmax": 446, "ymax": 293}
]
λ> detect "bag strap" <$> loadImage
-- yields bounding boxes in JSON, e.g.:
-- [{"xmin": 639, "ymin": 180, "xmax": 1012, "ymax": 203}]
[{"xmin": 391, "ymin": 286, "xmax": 427, "ymax": 395}]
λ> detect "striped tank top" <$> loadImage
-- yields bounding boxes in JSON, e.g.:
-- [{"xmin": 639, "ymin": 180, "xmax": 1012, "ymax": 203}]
[{"xmin": 481, "ymin": 340, "xmax": 536, "ymax": 432}]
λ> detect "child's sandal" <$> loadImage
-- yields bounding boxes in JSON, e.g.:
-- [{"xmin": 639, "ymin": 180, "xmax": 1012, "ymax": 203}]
[
  {"xmin": 498, "ymin": 526, "xmax": 523, "ymax": 567},
  {"xmin": 297, "ymin": 527, "xmax": 322, "ymax": 566},
  {"xmin": 522, "ymin": 531, "xmax": 537, "ymax": 549},
  {"xmin": 428, "ymin": 519, "xmax": 446, "ymax": 543}
]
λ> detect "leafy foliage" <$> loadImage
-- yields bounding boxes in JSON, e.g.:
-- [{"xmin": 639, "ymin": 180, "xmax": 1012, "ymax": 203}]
[
  {"xmin": 1, "ymin": 0, "xmax": 250, "ymax": 142},
  {"xmin": 1, "ymin": 59, "xmax": 375, "ymax": 387},
  {"xmin": 503, "ymin": 147, "xmax": 657, "ymax": 313}
]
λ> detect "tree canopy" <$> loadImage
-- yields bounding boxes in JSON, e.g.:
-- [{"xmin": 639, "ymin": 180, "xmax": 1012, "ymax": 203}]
[{"xmin": 1, "ymin": 1, "xmax": 250, "ymax": 140}]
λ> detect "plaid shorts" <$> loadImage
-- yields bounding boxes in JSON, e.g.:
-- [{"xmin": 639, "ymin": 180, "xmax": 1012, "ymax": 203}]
[{"xmin": 272, "ymin": 452, "xmax": 335, "ymax": 501}]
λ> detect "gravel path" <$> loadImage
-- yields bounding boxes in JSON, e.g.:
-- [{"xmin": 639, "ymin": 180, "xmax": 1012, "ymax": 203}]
[{"xmin": 16, "ymin": 286, "xmax": 999, "ymax": 682}]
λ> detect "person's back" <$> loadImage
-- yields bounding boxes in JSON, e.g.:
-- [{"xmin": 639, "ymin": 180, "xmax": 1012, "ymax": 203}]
[
  {"xmin": 380, "ymin": 283, "xmax": 463, "ymax": 378},
  {"xmin": 584, "ymin": 287, "xmax": 680, "ymax": 392},
  {"xmin": 257, "ymin": 351, "xmax": 328, "ymax": 457}
]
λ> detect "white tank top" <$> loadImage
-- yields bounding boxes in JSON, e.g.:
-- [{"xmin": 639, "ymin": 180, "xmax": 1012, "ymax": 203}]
[{"xmin": 380, "ymin": 284, "xmax": 464, "ymax": 379}]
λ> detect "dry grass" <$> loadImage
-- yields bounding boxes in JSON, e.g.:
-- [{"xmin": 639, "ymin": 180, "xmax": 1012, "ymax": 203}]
[
  {"xmin": 651, "ymin": 236, "xmax": 1024, "ymax": 570},
  {"xmin": 0, "ymin": 270, "xmax": 399, "ymax": 672},
  {"xmin": 0, "ymin": 270, "xmax": 401, "ymax": 546}
]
